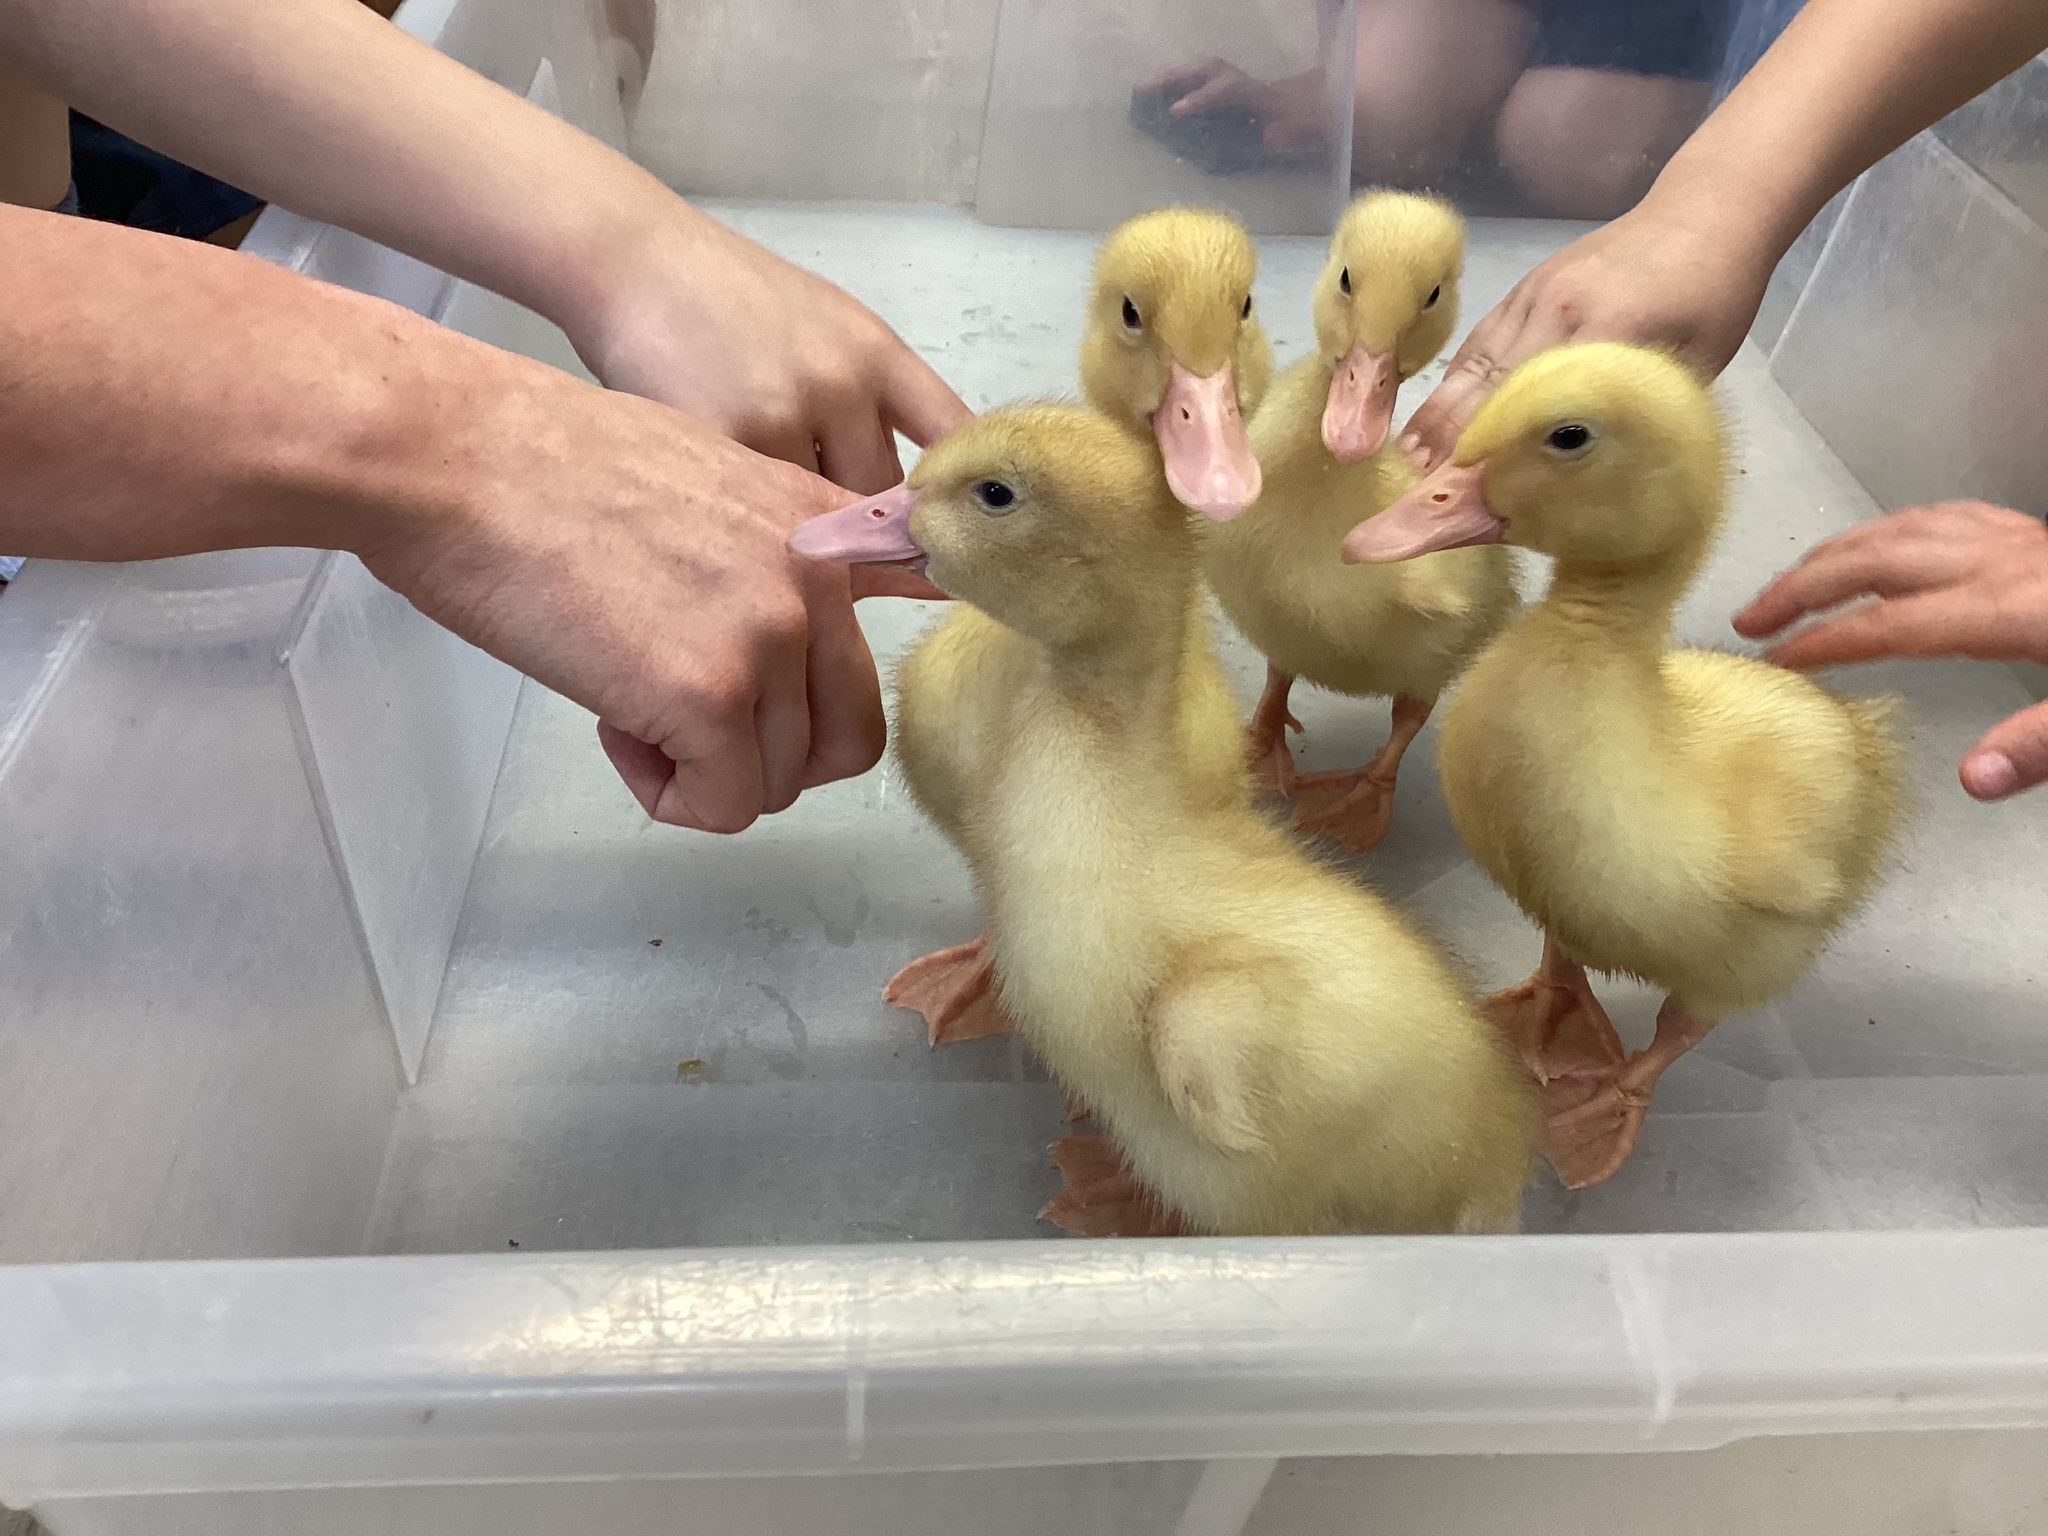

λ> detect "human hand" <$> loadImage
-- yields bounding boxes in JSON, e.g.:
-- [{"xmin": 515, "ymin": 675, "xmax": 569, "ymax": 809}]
[
  {"xmin": 573, "ymin": 209, "xmax": 972, "ymax": 496},
  {"xmin": 361, "ymin": 366, "xmax": 893, "ymax": 833},
  {"xmin": 1734, "ymin": 501, "xmax": 2048, "ymax": 801},
  {"xmin": 1401, "ymin": 195, "xmax": 1775, "ymax": 470},
  {"xmin": 1134, "ymin": 58, "xmax": 1329, "ymax": 154}
]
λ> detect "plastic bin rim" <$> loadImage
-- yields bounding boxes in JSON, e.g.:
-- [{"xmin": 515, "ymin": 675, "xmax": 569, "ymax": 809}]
[{"xmin": 3, "ymin": 1229, "xmax": 2047, "ymax": 1498}]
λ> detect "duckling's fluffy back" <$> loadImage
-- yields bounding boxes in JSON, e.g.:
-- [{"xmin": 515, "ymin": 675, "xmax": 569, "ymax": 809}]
[
  {"xmin": 982, "ymin": 719, "xmax": 1536, "ymax": 1236},
  {"xmin": 1443, "ymin": 631, "xmax": 1903, "ymax": 1021},
  {"xmin": 886, "ymin": 398, "xmax": 1534, "ymax": 1236}
]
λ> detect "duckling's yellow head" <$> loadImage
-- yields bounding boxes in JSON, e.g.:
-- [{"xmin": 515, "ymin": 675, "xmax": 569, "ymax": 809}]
[
  {"xmin": 1344, "ymin": 342, "xmax": 1724, "ymax": 571},
  {"xmin": 790, "ymin": 404, "xmax": 1184, "ymax": 648},
  {"xmin": 1080, "ymin": 207, "xmax": 1271, "ymax": 522},
  {"xmin": 1313, "ymin": 191, "xmax": 1464, "ymax": 463}
]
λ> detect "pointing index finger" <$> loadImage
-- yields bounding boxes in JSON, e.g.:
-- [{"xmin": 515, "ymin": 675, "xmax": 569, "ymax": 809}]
[{"xmin": 1402, "ymin": 299, "xmax": 1567, "ymax": 471}]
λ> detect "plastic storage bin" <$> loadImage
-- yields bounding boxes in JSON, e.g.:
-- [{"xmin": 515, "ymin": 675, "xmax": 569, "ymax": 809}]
[{"xmin": 4, "ymin": 2, "xmax": 2048, "ymax": 1533}]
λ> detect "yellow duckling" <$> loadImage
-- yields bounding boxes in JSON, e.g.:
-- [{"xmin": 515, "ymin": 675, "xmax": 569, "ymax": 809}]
[
  {"xmin": 1079, "ymin": 205, "xmax": 1272, "ymax": 518},
  {"xmin": 1208, "ymin": 191, "xmax": 1517, "ymax": 852},
  {"xmin": 879, "ymin": 206, "xmax": 1274, "ymax": 1047},
  {"xmin": 1346, "ymin": 342, "xmax": 1901, "ymax": 1188},
  {"xmin": 1079, "ymin": 204, "xmax": 1277, "ymax": 810},
  {"xmin": 793, "ymin": 404, "xmax": 1535, "ymax": 1236}
]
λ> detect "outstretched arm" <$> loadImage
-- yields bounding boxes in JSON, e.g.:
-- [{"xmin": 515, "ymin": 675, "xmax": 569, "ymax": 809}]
[
  {"xmin": 0, "ymin": 0, "xmax": 969, "ymax": 492},
  {"xmin": 1402, "ymin": 0, "xmax": 2048, "ymax": 467},
  {"xmin": 2, "ymin": 203, "xmax": 891, "ymax": 830}
]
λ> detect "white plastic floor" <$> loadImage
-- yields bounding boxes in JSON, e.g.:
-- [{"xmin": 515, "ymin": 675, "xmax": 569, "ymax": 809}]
[{"xmin": 364, "ymin": 205, "xmax": 2048, "ymax": 1254}]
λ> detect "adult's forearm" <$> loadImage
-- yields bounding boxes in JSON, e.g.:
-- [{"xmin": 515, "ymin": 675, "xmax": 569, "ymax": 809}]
[
  {"xmin": 0, "ymin": 0, "xmax": 678, "ymax": 362},
  {"xmin": 1645, "ymin": 0, "xmax": 2048, "ymax": 261},
  {"xmin": 0, "ymin": 203, "xmax": 505, "ymax": 563}
]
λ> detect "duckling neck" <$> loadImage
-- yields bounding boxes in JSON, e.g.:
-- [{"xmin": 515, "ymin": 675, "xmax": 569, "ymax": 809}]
[
  {"xmin": 1045, "ymin": 608, "xmax": 1188, "ymax": 726},
  {"xmin": 1079, "ymin": 357, "xmax": 1153, "ymax": 443},
  {"xmin": 1538, "ymin": 549, "xmax": 1700, "ymax": 651},
  {"xmin": 1040, "ymin": 572, "xmax": 1194, "ymax": 736},
  {"xmin": 1256, "ymin": 353, "xmax": 1338, "ymax": 478}
]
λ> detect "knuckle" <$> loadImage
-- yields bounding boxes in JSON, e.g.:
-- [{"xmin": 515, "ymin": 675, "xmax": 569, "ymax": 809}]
[
  {"xmin": 758, "ymin": 591, "xmax": 810, "ymax": 651},
  {"xmin": 814, "ymin": 709, "xmax": 888, "ymax": 785},
  {"xmin": 694, "ymin": 802, "xmax": 758, "ymax": 836},
  {"xmin": 812, "ymin": 351, "xmax": 875, "ymax": 406},
  {"xmin": 759, "ymin": 778, "xmax": 803, "ymax": 817},
  {"xmin": 684, "ymin": 664, "xmax": 755, "ymax": 725}
]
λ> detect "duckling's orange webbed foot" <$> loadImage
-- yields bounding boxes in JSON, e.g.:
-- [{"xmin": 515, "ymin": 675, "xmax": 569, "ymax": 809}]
[
  {"xmin": 1289, "ymin": 693, "xmax": 1431, "ymax": 853},
  {"xmin": 1040, "ymin": 1134, "xmax": 1190, "ymax": 1237},
  {"xmin": 1483, "ymin": 936, "xmax": 1631, "ymax": 1185},
  {"xmin": 1543, "ymin": 995, "xmax": 1712, "ymax": 1188},
  {"xmin": 1290, "ymin": 764, "xmax": 1396, "ymax": 851},
  {"xmin": 1246, "ymin": 663, "xmax": 1301, "ymax": 799},
  {"xmin": 882, "ymin": 936, "xmax": 1017, "ymax": 1047}
]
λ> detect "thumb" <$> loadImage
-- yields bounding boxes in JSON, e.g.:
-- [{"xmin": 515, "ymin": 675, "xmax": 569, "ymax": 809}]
[{"xmin": 1960, "ymin": 698, "xmax": 2048, "ymax": 800}]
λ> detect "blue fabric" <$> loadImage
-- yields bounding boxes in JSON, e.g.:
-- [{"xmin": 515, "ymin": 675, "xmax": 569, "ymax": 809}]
[
  {"xmin": 0, "ymin": 558, "xmax": 25, "ymax": 583},
  {"xmin": 1530, "ymin": 0, "xmax": 1738, "ymax": 81},
  {"xmin": 69, "ymin": 112, "xmax": 260, "ymax": 240}
]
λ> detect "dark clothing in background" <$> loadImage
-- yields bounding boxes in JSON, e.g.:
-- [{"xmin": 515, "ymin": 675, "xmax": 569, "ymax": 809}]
[{"xmin": 69, "ymin": 111, "xmax": 261, "ymax": 240}]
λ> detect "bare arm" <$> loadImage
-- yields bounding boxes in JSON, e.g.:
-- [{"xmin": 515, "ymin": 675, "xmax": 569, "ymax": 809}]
[
  {"xmin": 1404, "ymin": 0, "xmax": 2048, "ymax": 465},
  {"xmin": 0, "ymin": 0, "xmax": 968, "ymax": 491},
  {"xmin": 1, "ymin": 203, "xmax": 888, "ymax": 830}
]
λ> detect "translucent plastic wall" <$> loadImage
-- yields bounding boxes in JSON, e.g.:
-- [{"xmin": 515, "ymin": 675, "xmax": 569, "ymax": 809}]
[
  {"xmin": 6, "ymin": 2, "xmax": 2048, "ymax": 1533},
  {"xmin": 637, "ymin": 0, "xmax": 1788, "ymax": 232},
  {"xmin": 638, "ymin": 0, "xmax": 1357, "ymax": 231}
]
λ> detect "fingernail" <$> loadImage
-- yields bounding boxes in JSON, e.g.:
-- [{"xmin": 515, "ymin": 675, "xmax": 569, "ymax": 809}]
[{"xmin": 1964, "ymin": 751, "xmax": 2019, "ymax": 800}]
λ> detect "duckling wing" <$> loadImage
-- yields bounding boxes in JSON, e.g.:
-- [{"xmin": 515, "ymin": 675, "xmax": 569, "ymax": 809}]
[
  {"xmin": 1146, "ymin": 959, "xmax": 1279, "ymax": 1155},
  {"xmin": 1664, "ymin": 650, "xmax": 1897, "ymax": 924}
]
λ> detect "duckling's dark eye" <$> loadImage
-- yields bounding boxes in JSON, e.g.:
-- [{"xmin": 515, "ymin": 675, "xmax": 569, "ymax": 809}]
[
  {"xmin": 1423, "ymin": 284, "xmax": 1441, "ymax": 309},
  {"xmin": 1121, "ymin": 296, "xmax": 1142, "ymax": 331},
  {"xmin": 1338, "ymin": 266, "xmax": 1352, "ymax": 297},
  {"xmin": 1545, "ymin": 423, "xmax": 1594, "ymax": 454},
  {"xmin": 972, "ymin": 479, "xmax": 1017, "ymax": 513},
  {"xmin": 1241, "ymin": 293, "xmax": 1253, "ymax": 320}
]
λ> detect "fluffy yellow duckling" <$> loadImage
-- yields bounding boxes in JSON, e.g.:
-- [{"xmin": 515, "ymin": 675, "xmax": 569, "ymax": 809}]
[
  {"xmin": 793, "ymin": 404, "xmax": 1535, "ymax": 1236},
  {"xmin": 1079, "ymin": 205, "xmax": 1273, "ymax": 518},
  {"xmin": 1207, "ymin": 191, "xmax": 1517, "ymax": 851},
  {"xmin": 1346, "ymin": 342, "xmax": 1901, "ymax": 1188},
  {"xmin": 881, "ymin": 207, "xmax": 1274, "ymax": 1047}
]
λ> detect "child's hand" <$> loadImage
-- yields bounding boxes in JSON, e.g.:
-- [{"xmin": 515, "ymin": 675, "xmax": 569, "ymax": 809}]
[
  {"xmin": 1735, "ymin": 501, "xmax": 2048, "ymax": 800},
  {"xmin": 1401, "ymin": 198, "xmax": 1774, "ymax": 471},
  {"xmin": 1135, "ymin": 57, "xmax": 1329, "ymax": 153},
  {"xmin": 576, "ymin": 210, "xmax": 972, "ymax": 495}
]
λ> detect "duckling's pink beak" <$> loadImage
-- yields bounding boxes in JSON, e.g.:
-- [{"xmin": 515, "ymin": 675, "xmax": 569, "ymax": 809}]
[
  {"xmin": 789, "ymin": 483, "xmax": 928, "ymax": 575},
  {"xmin": 1322, "ymin": 345, "xmax": 1400, "ymax": 464},
  {"xmin": 1343, "ymin": 461, "xmax": 1505, "ymax": 563},
  {"xmin": 1152, "ymin": 362, "xmax": 1261, "ymax": 522}
]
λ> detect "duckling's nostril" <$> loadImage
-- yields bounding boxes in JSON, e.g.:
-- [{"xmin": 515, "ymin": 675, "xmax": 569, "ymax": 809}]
[
  {"xmin": 870, "ymin": 508, "xmax": 886, "ymax": 519},
  {"xmin": 1428, "ymin": 491, "xmax": 1451, "ymax": 505},
  {"xmin": 1180, "ymin": 406, "xmax": 1192, "ymax": 422}
]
